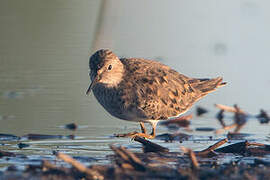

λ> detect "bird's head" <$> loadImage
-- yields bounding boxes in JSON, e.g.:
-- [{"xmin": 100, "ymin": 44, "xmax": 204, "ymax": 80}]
[{"xmin": 86, "ymin": 49, "xmax": 124, "ymax": 94}]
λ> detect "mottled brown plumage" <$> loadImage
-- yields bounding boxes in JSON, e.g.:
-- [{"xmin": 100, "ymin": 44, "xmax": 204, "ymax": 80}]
[{"xmin": 87, "ymin": 49, "xmax": 226, "ymax": 139}]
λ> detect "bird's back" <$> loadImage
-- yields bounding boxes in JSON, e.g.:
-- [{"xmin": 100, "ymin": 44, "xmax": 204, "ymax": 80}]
[{"xmin": 117, "ymin": 58, "xmax": 225, "ymax": 121}]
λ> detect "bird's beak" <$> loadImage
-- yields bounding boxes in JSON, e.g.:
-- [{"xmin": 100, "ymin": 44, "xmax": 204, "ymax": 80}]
[{"xmin": 86, "ymin": 75, "xmax": 99, "ymax": 95}]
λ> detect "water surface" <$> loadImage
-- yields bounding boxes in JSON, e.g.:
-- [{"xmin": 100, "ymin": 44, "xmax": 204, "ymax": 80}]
[{"xmin": 0, "ymin": 0, "xmax": 270, "ymax": 169}]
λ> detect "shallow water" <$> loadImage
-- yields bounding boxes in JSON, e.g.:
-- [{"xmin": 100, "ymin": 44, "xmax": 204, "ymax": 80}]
[{"xmin": 0, "ymin": 1, "xmax": 270, "ymax": 170}]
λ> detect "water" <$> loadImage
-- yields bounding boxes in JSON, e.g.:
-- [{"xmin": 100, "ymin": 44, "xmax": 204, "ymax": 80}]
[{"xmin": 0, "ymin": 1, "xmax": 270, "ymax": 169}]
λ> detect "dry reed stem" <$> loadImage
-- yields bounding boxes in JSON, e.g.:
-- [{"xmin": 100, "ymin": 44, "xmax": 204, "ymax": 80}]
[
  {"xmin": 56, "ymin": 152, "xmax": 103, "ymax": 180},
  {"xmin": 110, "ymin": 145, "xmax": 146, "ymax": 171},
  {"xmin": 198, "ymin": 138, "xmax": 228, "ymax": 155},
  {"xmin": 181, "ymin": 147, "xmax": 200, "ymax": 170},
  {"xmin": 215, "ymin": 104, "xmax": 245, "ymax": 114}
]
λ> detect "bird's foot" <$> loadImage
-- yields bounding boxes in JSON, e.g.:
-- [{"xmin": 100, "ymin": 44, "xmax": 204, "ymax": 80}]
[
  {"xmin": 130, "ymin": 133, "xmax": 155, "ymax": 140},
  {"xmin": 114, "ymin": 132, "xmax": 155, "ymax": 139}
]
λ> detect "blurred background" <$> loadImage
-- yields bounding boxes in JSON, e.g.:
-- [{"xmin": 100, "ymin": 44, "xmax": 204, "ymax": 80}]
[{"xmin": 0, "ymin": 0, "xmax": 269, "ymax": 160}]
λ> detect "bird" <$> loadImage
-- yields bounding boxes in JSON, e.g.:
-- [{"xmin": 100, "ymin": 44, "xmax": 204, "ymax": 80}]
[{"xmin": 86, "ymin": 49, "xmax": 226, "ymax": 139}]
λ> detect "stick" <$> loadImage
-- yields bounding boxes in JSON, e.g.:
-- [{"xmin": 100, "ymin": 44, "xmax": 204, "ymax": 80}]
[
  {"xmin": 245, "ymin": 142, "xmax": 266, "ymax": 147},
  {"xmin": 181, "ymin": 147, "xmax": 199, "ymax": 170},
  {"xmin": 198, "ymin": 138, "xmax": 228, "ymax": 155},
  {"xmin": 134, "ymin": 136, "xmax": 169, "ymax": 153},
  {"xmin": 56, "ymin": 152, "xmax": 103, "ymax": 180},
  {"xmin": 189, "ymin": 149, "xmax": 199, "ymax": 170},
  {"xmin": 120, "ymin": 146, "xmax": 144, "ymax": 167},
  {"xmin": 110, "ymin": 145, "xmax": 146, "ymax": 171},
  {"xmin": 110, "ymin": 145, "xmax": 129, "ymax": 161},
  {"xmin": 215, "ymin": 104, "xmax": 245, "ymax": 114}
]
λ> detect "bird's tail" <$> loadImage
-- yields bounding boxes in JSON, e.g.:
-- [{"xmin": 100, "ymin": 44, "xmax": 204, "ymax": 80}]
[{"xmin": 190, "ymin": 77, "xmax": 226, "ymax": 96}]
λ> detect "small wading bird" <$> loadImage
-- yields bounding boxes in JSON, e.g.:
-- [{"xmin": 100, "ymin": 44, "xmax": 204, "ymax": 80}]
[{"xmin": 86, "ymin": 49, "xmax": 226, "ymax": 139}]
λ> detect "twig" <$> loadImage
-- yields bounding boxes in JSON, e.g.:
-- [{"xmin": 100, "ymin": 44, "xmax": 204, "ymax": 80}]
[
  {"xmin": 41, "ymin": 160, "xmax": 69, "ymax": 174},
  {"xmin": 56, "ymin": 152, "xmax": 103, "ymax": 180},
  {"xmin": 42, "ymin": 160, "xmax": 58, "ymax": 170},
  {"xmin": 189, "ymin": 150, "xmax": 199, "ymax": 170},
  {"xmin": 215, "ymin": 104, "xmax": 245, "ymax": 114},
  {"xmin": 120, "ymin": 146, "xmax": 144, "ymax": 167},
  {"xmin": 198, "ymin": 138, "xmax": 228, "ymax": 155},
  {"xmin": 110, "ymin": 145, "xmax": 146, "ymax": 171},
  {"xmin": 181, "ymin": 147, "xmax": 200, "ymax": 170},
  {"xmin": 245, "ymin": 142, "xmax": 266, "ymax": 147},
  {"xmin": 134, "ymin": 136, "xmax": 169, "ymax": 153},
  {"xmin": 110, "ymin": 145, "xmax": 129, "ymax": 161}
]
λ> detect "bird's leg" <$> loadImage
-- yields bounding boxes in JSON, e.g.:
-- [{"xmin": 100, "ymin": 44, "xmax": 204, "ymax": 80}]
[
  {"xmin": 130, "ymin": 122, "xmax": 157, "ymax": 139},
  {"xmin": 114, "ymin": 123, "xmax": 143, "ymax": 138},
  {"xmin": 115, "ymin": 122, "xmax": 157, "ymax": 139},
  {"xmin": 139, "ymin": 122, "xmax": 147, "ymax": 134},
  {"xmin": 150, "ymin": 123, "xmax": 156, "ymax": 137}
]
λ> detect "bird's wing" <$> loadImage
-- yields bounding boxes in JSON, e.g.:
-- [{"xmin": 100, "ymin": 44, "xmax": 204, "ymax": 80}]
[
  {"xmin": 120, "ymin": 58, "xmax": 200, "ymax": 120},
  {"xmin": 120, "ymin": 58, "xmax": 225, "ymax": 120}
]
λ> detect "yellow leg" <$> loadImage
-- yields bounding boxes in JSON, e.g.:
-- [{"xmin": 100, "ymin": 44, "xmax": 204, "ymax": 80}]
[
  {"xmin": 115, "ymin": 122, "xmax": 157, "ymax": 139},
  {"xmin": 139, "ymin": 122, "xmax": 146, "ymax": 134}
]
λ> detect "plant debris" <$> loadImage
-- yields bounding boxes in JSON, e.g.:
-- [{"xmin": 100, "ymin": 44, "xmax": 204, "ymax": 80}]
[
  {"xmin": 1, "ymin": 139, "xmax": 270, "ymax": 179},
  {"xmin": 196, "ymin": 106, "xmax": 208, "ymax": 116},
  {"xmin": 256, "ymin": 109, "xmax": 270, "ymax": 124},
  {"xmin": 65, "ymin": 123, "xmax": 78, "ymax": 130},
  {"xmin": 1, "ymin": 103, "xmax": 270, "ymax": 179},
  {"xmin": 17, "ymin": 143, "xmax": 30, "ymax": 149},
  {"xmin": 215, "ymin": 104, "xmax": 248, "ymax": 134},
  {"xmin": 133, "ymin": 136, "xmax": 169, "ymax": 153}
]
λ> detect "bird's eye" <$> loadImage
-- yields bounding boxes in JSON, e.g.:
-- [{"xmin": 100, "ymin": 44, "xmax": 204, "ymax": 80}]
[{"xmin": 108, "ymin": 65, "xmax": 112, "ymax": 70}]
